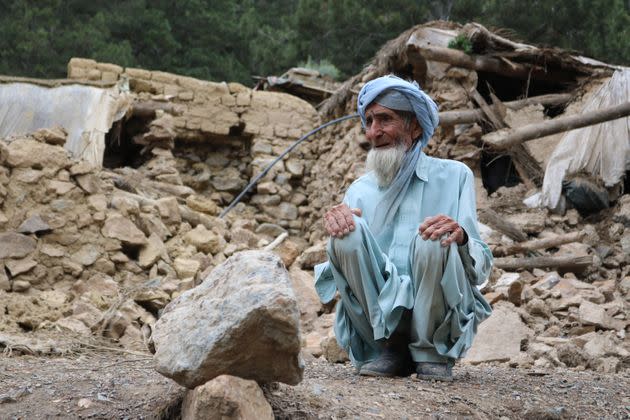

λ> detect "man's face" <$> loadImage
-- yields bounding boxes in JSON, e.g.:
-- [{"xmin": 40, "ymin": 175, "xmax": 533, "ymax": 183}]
[{"xmin": 364, "ymin": 103, "xmax": 420, "ymax": 150}]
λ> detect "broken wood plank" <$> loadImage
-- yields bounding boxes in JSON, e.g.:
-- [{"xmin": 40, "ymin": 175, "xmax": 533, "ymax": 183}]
[
  {"xmin": 470, "ymin": 90, "xmax": 506, "ymax": 130},
  {"xmin": 493, "ymin": 255, "xmax": 592, "ymax": 273},
  {"xmin": 478, "ymin": 208, "xmax": 527, "ymax": 242},
  {"xmin": 407, "ymin": 44, "xmax": 571, "ymax": 83},
  {"xmin": 493, "ymin": 231, "xmax": 586, "ymax": 257},
  {"xmin": 439, "ymin": 93, "xmax": 572, "ymax": 126},
  {"xmin": 482, "ymin": 101, "xmax": 630, "ymax": 149}
]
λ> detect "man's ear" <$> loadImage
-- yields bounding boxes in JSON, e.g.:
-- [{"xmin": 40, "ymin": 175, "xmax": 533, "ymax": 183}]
[{"xmin": 411, "ymin": 119, "xmax": 423, "ymax": 140}]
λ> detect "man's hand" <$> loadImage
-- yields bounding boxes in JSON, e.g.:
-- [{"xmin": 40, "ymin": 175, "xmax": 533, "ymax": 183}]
[
  {"xmin": 419, "ymin": 214, "xmax": 466, "ymax": 247},
  {"xmin": 324, "ymin": 204, "xmax": 363, "ymax": 238}
]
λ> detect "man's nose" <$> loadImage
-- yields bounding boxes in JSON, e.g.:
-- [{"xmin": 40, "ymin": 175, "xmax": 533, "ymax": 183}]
[{"xmin": 366, "ymin": 122, "xmax": 382, "ymax": 139}]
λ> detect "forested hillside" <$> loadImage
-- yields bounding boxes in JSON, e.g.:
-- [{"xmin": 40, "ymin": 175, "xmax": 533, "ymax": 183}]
[{"xmin": 1, "ymin": 0, "xmax": 628, "ymax": 84}]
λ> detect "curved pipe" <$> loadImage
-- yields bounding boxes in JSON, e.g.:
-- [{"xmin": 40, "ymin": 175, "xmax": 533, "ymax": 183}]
[{"xmin": 219, "ymin": 113, "xmax": 360, "ymax": 218}]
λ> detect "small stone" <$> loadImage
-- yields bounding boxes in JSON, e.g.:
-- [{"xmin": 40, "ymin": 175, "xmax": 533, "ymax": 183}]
[
  {"xmin": 55, "ymin": 317, "xmax": 92, "ymax": 335},
  {"xmin": 5, "ymin": 258, "xmax": 37, "ymax": 276},
  {"xmin": 75, "ymin": 173, "xmax": 101, "ymax": 194},
  {"xmin": 139, "ymin": 233, "xmax": 166, "ymax": 268},
  {"xmin": 578, "ymin": 301, "xmax": 608, "ymax": 328},
  {"xmin": 47, "ymin": 180, "xmax": 76, "ymax": 195},
  {"xmin": 69, "ymin": 161, "xmax": 95, "ymax": 176},
  {"xmin": 286, "ymin": 159, "xmax": 304, "ymax": 176},
  {"xmin": 299, "ymin": 243, "xmax": 327, "ymax": 269},
  {"xmin": 277, "ymin": 202, "xmax": 298, "ymax": 220},
  {"xmin": 18, "ymin": 215, "xmax": 51, "ymax": 234},
  {"xmin": 101, "ymin": 214, "xmax": 147, "ymax": 246},
  {"xmin": 87, "ymin": 194, "xmax": 108, "ymax": 212},
  {"xmin": 181, "ymin": 375, "xmax": 274, "ymax": 420},
  {"xmin": 156, "ymin": 197, "xmax": 181, "ymax": 224},
  {"xmin": 465, "ymin": 302, "xmax": 533, "ymax": 364},
  {"xmin": 71, "ymin": 245, "xmax": 102, "ymax": 266},
  {"xmin": 183, "ymin": 225, "xmax": 222, "ymax": 254},
  {"xmin": 0, "ymin": 233, "xmax": 37, "ymax": 259},
  {"xmin": 185, "ymin": 195, "xmax": 218, "ymax": 215},
  {"xmin": 255, "ymin": 223, "xmax": 287, "ymax": 238},
  {"xmin": 12, "ymin": 280, "xmax": 31, "ymax": 292},
  {"xmin": 32, "ymin": 126, "xmax": 67, "ymax": 145},
  {"xmin": 321, "ymin": 332, "xmax": 349, "ymax": 363},
  {"xmin": 173, "ymin": 258, "xmax": 200, "ymax": 279}
]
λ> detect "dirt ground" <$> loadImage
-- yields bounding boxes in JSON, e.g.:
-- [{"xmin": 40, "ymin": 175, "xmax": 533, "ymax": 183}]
[{"xmin": 1, "ymin": 336, "xmax": 628, "ymax": 420}]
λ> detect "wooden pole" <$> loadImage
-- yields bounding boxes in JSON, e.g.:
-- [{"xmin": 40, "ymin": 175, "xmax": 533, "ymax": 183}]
[
  {"xmin": 493, "ymin": 255, "xmax": 592, "ymax": 272},
  {"xmin": 493, "ymin": 231, "xmax": 586, "ymax": 257},
  {"xmin": 478, "ymin": 208, "xmax": 528, "ymax": 242},
  {"xmin": 439, "ymin": 93, "xmax": 572, "ymax": 126},
  {"xmin": 482, "ymin": 101, "xmax": 630, "ymax": 149}
]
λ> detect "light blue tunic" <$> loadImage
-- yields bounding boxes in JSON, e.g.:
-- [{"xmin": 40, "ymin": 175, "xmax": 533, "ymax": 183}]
[{"xmin": 315, "ymin": 152, "xmax": 492, "ymax": 366}]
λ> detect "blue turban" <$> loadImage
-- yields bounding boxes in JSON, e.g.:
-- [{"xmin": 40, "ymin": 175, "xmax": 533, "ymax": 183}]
[
  {"xmin": 356, "ymin": 75, "xmax": 440, "ymax": 235},
  {"xmin": 357, "ymin": 75, "xmax": 439, "ymax": 149}
]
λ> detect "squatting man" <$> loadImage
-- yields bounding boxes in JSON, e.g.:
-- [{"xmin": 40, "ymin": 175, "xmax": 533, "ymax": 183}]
[{"xmin": 315, "ymin": 75, "xmax": 492, "ymax": 381}]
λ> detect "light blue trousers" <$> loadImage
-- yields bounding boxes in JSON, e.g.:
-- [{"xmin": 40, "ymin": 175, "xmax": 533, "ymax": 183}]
[{"xmin": 328, "ymin": 217, "xmax": 491, "ymax": 366}]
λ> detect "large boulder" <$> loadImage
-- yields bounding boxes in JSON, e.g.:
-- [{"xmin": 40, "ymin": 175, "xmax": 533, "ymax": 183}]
[
  {"xmin": 153, "ymin": 250, "xmax": 303, "ymax": 388},
  {"xmin": 181, "ymin": 375, "xmax": 273, "ymax": 420}
]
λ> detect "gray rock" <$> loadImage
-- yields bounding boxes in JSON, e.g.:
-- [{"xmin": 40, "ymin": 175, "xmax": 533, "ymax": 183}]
[
  {"xmin": 12, "ymin": 280, "xmax": 30, "ymax": 292},
  {"xmin": 75, "ymin": 173, "xmax": 101, "ymax": 194},
  {"xmin": 255, "ymin": 223, "xmax": 288, "ymax": 238},
  {"xmin": 17, "ymin": 215, "xmax": 51, "ymax": 234},
  {"xmin": 181, "ymin": 375, "xmax": 274, "ymax": 420},
  {"xmin": 5, "ymin": 258, "xmax": 37, "ymax": 276},
  {"xmin": 101, "ymin": 214, "xmax": 147, "ymax": 246},
  {"xmin": 0, "ymin": 233, "xmax": 37, "ymax": 258},
  {"xmin": 139, "ymin": 233, "xmax": 166, "ymax": 268},
  {"xmin": 153, "ymin": 250, "xmax": 303, "ymax": 388},
  {"xmin": 277, "ymin": 202, "xmax": 298, "ymax": 220},
  {"xmin": 71, "ymin": 245, "xmax": 102, "ymax": 267},
  {"xmin": 465, "ymin": 302, "xmax": 533, "ymax": 364},
  {"xmin": 299, "ymin": 243, "xmax": 327, "ymax": 269}
]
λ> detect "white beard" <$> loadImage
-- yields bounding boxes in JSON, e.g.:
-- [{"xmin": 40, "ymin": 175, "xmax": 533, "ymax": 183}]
[{"xmin": 366, "ymin": 142, "xmax": 407, "ymax": 188}]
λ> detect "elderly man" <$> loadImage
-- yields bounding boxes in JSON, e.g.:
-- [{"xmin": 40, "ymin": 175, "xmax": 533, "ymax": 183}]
[{"xmin": 314, "ymin": 75, "xmax": 492, "ymax": 381}]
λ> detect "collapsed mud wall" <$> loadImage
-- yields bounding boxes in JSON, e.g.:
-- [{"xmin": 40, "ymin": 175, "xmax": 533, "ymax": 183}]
[{"xmin": 68, "ymin": 58, "xmax": 320, "ymax": 235}]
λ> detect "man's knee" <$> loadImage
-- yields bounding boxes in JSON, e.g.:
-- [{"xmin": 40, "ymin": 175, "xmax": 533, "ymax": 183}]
[
  {"xmin": 329, "ymin": 216, "xmax": 368, "ymax": 258},
  {"xmin": 411, "ymin": 235, "xmax": 448, "ymax": 267}
]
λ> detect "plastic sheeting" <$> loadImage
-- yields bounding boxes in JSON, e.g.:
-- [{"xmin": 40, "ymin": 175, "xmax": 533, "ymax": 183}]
[
  {"xmin": 541, "ymin": 69, "xmax": 630, "ymax": 210},
  {"xmin": 0, "ymin": 82, "xmax": 130, "ymax": 166}
]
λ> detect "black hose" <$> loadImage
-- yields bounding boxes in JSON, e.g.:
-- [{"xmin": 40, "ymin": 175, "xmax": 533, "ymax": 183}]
[{"xmin": 219, "ymin": 113, "xmax": 360, "ymax": 218}]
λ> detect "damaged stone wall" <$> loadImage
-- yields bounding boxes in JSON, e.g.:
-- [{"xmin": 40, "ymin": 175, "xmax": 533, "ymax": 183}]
[
  {"xmin": 0, "ymin": 128, "xmax": 323, "ymax": 349},
  {"xmin": 68, "ymin": 58, "xmax": 320, "ymax": 235}
]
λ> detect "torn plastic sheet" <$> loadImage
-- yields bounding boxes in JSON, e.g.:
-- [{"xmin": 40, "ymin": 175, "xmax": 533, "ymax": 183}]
[
  {"xmin": 541, "ymin": 69, "xmax": 630, "ymax": 210},
  {"xmin": 0, "ymin": 82, "xmax": 131, "ymax": 166}
]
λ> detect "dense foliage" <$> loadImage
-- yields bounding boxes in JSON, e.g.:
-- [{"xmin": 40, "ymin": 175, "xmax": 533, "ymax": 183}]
[{"xmin": 0, "ymin": 0, "xmax": 628, "ymax": 84}]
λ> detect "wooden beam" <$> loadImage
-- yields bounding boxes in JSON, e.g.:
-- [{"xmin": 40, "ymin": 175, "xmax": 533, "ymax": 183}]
[
  {"xmin": 478, "ymin": 208, "xmax": 527, "ymax": 242},
  {"xmin": 407, "ymin": 44, "xmax": 572, "ymax": 83},
  {"xmin": 439, "ymin": 93, "xmax": 572, "ymax": 126},
  {"xmin": 483, "ymin": 101, "xmax": 630, "ymax": 149},
  {"xmin": 493, "ymin": 231, "xmax": 586, "ymax": 257},
  {"xmin": 494, "ymin": 255, "xmax": 592, "ymax": 273}
]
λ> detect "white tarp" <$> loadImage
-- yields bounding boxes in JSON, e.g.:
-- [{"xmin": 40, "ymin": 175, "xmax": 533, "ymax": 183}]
[
  {"xmin": 541, "ymin": 69, "xmax": 630, "ymax": 209},
  {"xmin": 0, "ymin": 82, "xmax": 130, "ymax": 166}
]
